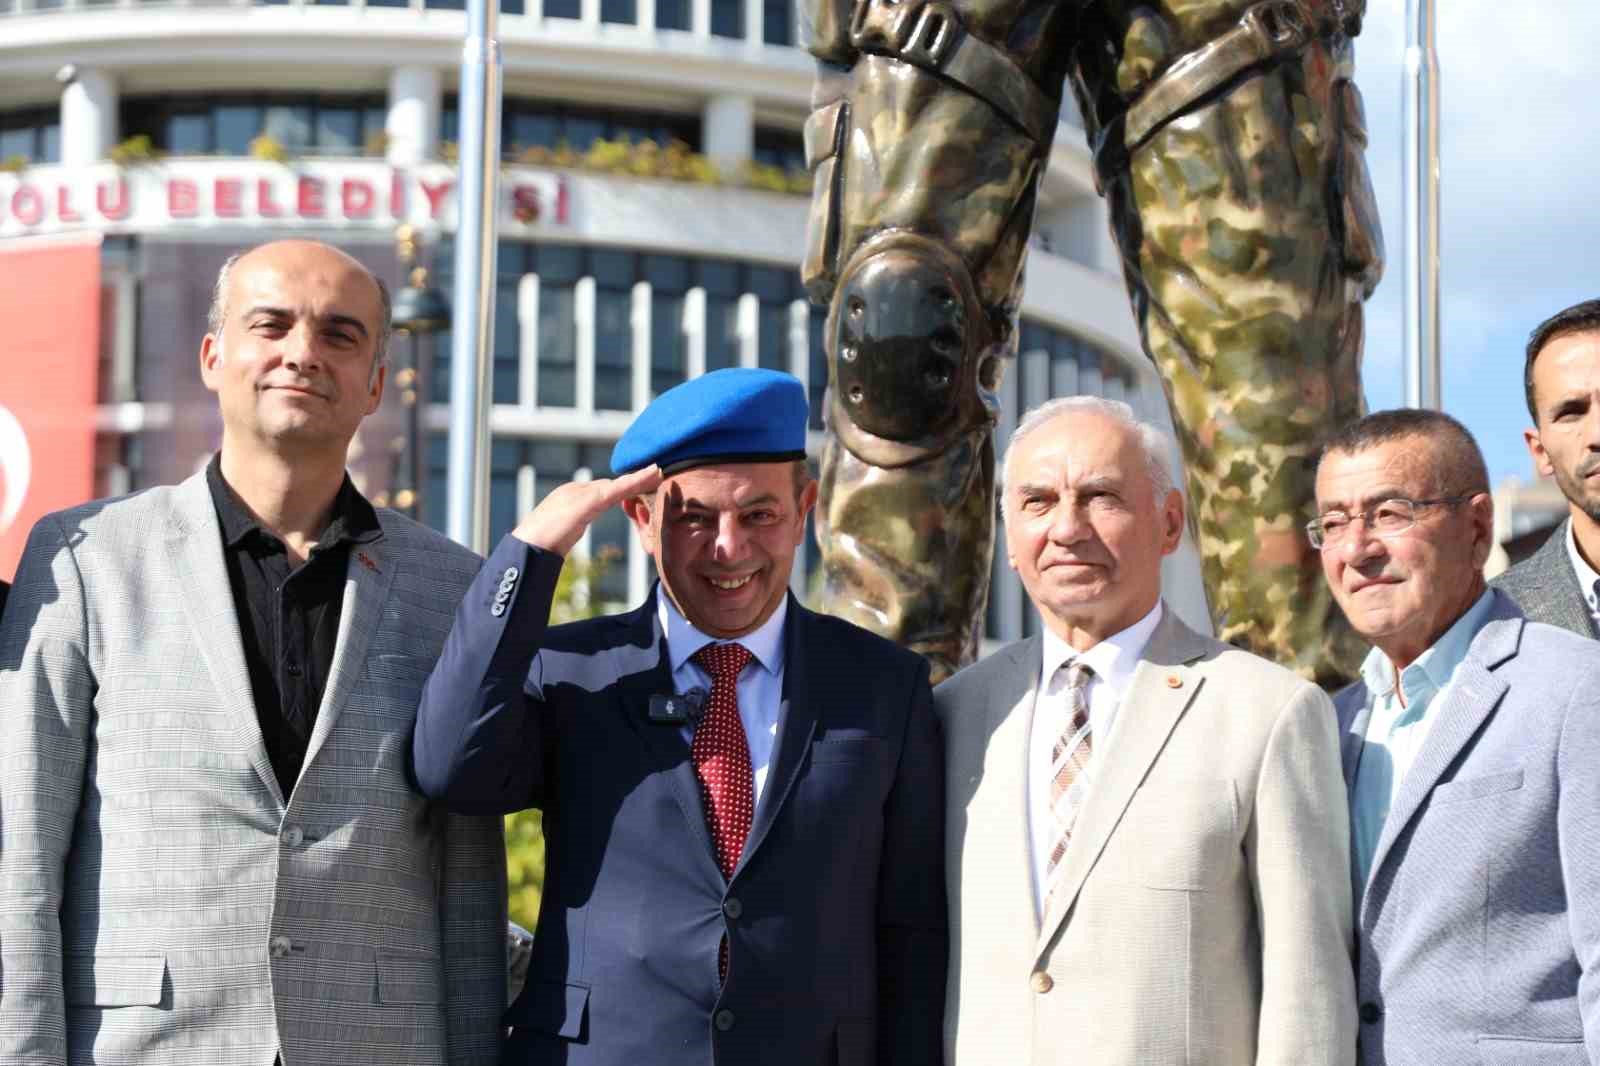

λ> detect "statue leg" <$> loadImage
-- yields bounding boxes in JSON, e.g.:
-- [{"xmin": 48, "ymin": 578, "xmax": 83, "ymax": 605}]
[{"xmin": 1102, "ymin": 38, "xmax": 1383, "ymax": 686}]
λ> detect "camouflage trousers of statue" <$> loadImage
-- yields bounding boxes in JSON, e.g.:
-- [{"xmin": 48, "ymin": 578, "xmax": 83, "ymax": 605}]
[{"xmin": 1102, "ymin": 32, "xmax": 1382, "ymax": 686}]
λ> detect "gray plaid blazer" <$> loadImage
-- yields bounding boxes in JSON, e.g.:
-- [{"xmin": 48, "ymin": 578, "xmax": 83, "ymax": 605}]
[
  {"xmin": 0, "ymin": 470, "xmax": 506, "ymax": 1066},
  {"xmin": 1492, "ymin": 518, "xmax": 1598, "ymax": 638}
]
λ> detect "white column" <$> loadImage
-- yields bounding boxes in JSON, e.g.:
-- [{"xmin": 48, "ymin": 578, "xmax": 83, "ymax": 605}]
[
  {"xmin": 743, "ymin": 0, "xmax": 762, "ymax": 43},
  {"xmin": 684, "ymin": 287, "xmax": 708, "ymax": 380},
  {"xmin": 518, "ymin": 274, "xmax": 540, "ymax": 409},
  {"xmin": 575, "ymin": 277, "xmax": 597, "ymax": 413},
  {"xmin": 735, "ymin": 293, "xmax": 759, "ymax": 368},
  {"xmin": 702, "ymin": 94, "xmax": 752, "ymax": 179},
  {"xmin": 630, "ymin": 281, "xmax": 653, "ymax": 410},
  {"xmin": 787, "ymin": 299, "xmax": 810, "ymax": 385},
  {"xmin": 387, "ymin": 65, "xmax": 441, "ymax": 166},
  {"xmin": 691, "ymin": 0, "xmax": 711, "ymax": 35},
  {"xmin": 60, "ymin": 68, "xmax": 117, "ymax": 166}
]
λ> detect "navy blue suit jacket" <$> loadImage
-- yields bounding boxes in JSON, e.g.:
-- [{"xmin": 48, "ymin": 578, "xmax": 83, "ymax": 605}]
[{"xmin": 412, "ymin": 535, "xmax": 947, "ymax": 1066}]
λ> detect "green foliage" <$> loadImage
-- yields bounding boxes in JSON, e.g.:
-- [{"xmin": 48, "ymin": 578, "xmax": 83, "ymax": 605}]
[
  {"xmin": 249, "ymin": 134, "xmax": 291, "ymax": 163},
  {"xmin": 0, "ymin": 155, "xmax": 29, "ymax": 174},
  {"xmin": 502, "ymin": 549, "xmax": 619, "ymax": 930},
  {"xmin": 504, "ymin": 136, "xmax": 804, "ymax": 196},
  {"xmin": 107, "ymin": 135, "xmax": 162, "ymax": 166}
]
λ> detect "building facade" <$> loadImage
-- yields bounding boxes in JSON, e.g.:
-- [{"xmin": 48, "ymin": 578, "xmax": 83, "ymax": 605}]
[{"xmin": 0, "ymin": 0, "xmax": 1209, "ymax": 642}]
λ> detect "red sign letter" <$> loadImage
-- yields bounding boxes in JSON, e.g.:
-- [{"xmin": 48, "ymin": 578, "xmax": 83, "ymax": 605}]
[
  {"xmin": 56, "ymin": 185, "xmax": 84, "ymax": 223},
  {"xmin": 258, "ymin": 179, "xmax": 283, "ymax": 218},
  {"xmin": 167, "ymin": 179, "xmax": 199, "ymax": 219},
  {"xmin": 11, "ymin": 185, "xmax": 45, "ymax": 227},
  {"xmin": 419, "ymin": 179, "xmax": 454, "ymax": 219},
  {"xmin": 341, "ymin": 179, "xmax": 375, "ymax": 219},
  {"xmin": 97, "ymin": 179, "xmax": 130, "ymax": 221},
  {"xmin": 214, "ymin": 178, "xmax": 243, "ymax": 218},
  {"xmin": 297, "ymin": 177, "xmax": 325, "ymax": 217}
]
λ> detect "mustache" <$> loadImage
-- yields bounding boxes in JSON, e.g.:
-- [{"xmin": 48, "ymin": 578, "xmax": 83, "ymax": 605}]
[{"xmin": 1578, "ymin": 456, "xmax": 1600, "ymax": 479}]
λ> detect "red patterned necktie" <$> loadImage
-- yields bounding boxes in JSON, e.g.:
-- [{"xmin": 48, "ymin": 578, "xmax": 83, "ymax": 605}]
[
  {"xmin": 690, "ymin": 642, "xmax": 756, "ymax": 880},
  {"xmin": 1045, "ymin": 660, "xmax": 1094, "ymax": 911}
]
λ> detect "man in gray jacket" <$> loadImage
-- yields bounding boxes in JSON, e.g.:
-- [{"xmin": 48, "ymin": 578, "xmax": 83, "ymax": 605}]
[
  {"xmin": 1495, "ymin": 298, "xmax": 1600, "ymax": 637},
  {"xmin": 1315, "ymin": 407, "xmax": 1600, "ymax": 1065},
  {"xmin": 0, "ymin": 240, "xmax": 505, "ymax": 1066}
]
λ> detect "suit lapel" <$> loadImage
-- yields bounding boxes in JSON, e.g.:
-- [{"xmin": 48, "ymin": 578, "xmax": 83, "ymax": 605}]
[
  {"xmin": 738, "ymin": 597, "xmax": 818, "ymax": 875},
  {"xmin": 1035, "ymin": 610, "xmax": 1202, "ymax": 960},
  {"xmin": 165, "ymin": 472, "xmax": 284, "ymax": 809},
  {"xmin": 301, "ymin": 531, "xmax": 397, "ymax": 776},
  {"xmin": 612, "ymin": 595, "xmax": 725, "ymax": 886},
  {"xmin": 1363, "ymin": 614, "xmax": 1519, "ymax": 894},
  {"xmin": 1533, "ymin": 521, "xmax": 1597, "ymax": 637},
  {"xmin": 986, "ymin": 637, "xmax": 1044, "ymax": 934}
]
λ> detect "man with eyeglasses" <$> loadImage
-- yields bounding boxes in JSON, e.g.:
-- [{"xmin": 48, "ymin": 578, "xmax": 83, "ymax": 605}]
[{"xmin": 1313, "ymin": 408, "xmax": 1600, "ymax": 1065}]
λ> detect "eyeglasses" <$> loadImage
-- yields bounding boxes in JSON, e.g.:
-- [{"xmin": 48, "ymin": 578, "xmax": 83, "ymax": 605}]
[{"xmin": 1305, "ymin": 496, "xmax": 1472, "ymax": 550}]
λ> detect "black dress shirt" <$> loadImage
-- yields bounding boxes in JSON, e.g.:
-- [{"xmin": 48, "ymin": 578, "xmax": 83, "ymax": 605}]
[{"xmin": 206, "ymin": 456, "xmax": 381, "ymax": 797}]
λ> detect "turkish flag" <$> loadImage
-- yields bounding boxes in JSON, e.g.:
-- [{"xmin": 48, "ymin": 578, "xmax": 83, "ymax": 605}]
[{"xmin": 0, "ymin": 236, "xmax": 101, "ymax": 580}]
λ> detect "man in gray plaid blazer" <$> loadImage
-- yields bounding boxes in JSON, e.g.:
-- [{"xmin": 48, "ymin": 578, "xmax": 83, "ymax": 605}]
[{"xmin": 0, "ymin": 240, "xmax": 506, "ymax": 1066}]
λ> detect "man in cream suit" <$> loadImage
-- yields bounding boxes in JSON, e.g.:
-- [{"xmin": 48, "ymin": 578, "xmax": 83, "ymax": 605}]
[
  {"xmin": 0, "ymin": 240, "xmax": 505, "ymax": 1065},
  {"xmin": 935, "ymin": 396, "xmax": 1355, "ymax": 1066}
]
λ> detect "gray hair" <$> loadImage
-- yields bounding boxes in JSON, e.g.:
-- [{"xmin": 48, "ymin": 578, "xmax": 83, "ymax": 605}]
[
  {"xmin": 207, "ymin": 247, "xmax": 394, "ymax": 375},
  {"xmin": 999, "ymin": 395, "xmax": 1177, "ymax": 509}
]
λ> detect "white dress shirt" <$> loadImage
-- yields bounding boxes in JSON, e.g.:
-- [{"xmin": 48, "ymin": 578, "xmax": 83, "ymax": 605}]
[
  {"xmin": 1026, "ymin": 601, "xmax": 1163, "ymax": 918},
  {"xmin": 1564, "ymin": 519, "xmax": 1600, "ymax": 632},
  {"xmin": 658, "ymin": 588, "xmax": 789, "ymax": 806}
]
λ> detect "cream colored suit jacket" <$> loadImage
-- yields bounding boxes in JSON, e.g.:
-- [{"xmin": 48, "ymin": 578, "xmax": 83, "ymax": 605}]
[{"xmin": 933, "ymin": 607, "xmax": 1356, "ymax": 1066}]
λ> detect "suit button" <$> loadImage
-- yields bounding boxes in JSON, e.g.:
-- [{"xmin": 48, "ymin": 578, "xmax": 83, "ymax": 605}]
[
  {"xmin": 283, "ymin": 826, "xmax": 304, "ymax": 847},
  {"xmin": 270, "ymin": 936, "xmax": 292, "ymax": 959},
  {"xmin": 1359, "ymin": 1002, "xmax": 1382, "ymax": 1024},
  {"xmin": 1030, "ymin": 971, "xmax": 1053, "ymax": 994},
  {"xmin": 722, "ymin": 898, "xmax": 743, "ymax": 920},
  {"xmin": 714, "ymin": 1009, "xmax": 736, "ymax": 1031}
]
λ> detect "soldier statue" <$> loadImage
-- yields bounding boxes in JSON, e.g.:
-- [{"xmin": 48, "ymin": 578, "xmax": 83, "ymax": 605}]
[{"xmin": 802, "ymin": 0, "xmax": 1383, "ymax": 685}]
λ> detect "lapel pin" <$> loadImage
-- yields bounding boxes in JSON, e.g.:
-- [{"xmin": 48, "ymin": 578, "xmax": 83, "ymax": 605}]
[
  {"xmin": 357, "ymin": 551, "xmax": 380, "ymax": 574},
  {"xmin": 1165, "ymin": 674, "xmax": 1183, "ymax": 689}
]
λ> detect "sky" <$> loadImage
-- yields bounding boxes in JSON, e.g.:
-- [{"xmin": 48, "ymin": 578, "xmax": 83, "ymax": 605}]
[{"xmin": 1350, "ymin": 1, "xmax": 1600, "ymax": 487}]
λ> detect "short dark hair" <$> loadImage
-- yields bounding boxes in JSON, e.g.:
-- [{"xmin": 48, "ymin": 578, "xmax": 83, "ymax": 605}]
[
  {"xmin": 1524, "ymin": 298, "xmax": 1600, "ymax": 422},
  {"xmin": 1316, "ymin": 408, "xmax": 1489, "ymax": 497}
]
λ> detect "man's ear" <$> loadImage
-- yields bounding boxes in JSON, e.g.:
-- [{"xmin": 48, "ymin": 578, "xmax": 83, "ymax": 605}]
[
  {"xmin": 1467, "ymin": 491, "xmax": 1496, "ymax": 570},
  {"xmin": 623, "ymin": 493, "xmax": 657, "ymax": 552},
  {"xmin": 1158, "ymin": 488, "xmax": 1185, "ymax": 557},
  {"xmin": 199, "ymin": 333, "xmax": 223, "ymax": 393},
  {"xmin": 1524, "ymin": 426, "xmax": 1556, "ymax": 479}
]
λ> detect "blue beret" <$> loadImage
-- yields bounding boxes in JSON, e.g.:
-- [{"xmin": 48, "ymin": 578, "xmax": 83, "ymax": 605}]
[{"xmin": 610, "ymin": 368, "xmax": 809, "ymax": 476}]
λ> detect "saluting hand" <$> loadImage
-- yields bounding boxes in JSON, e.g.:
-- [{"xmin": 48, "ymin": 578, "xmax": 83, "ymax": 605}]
[{"xmin": 511, "ymin": 465, "xmax": 663, "ymax": 557}]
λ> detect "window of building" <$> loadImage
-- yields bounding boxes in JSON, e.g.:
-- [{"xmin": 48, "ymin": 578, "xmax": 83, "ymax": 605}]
[
  {"xmin": 0, "ymin": 107, "xmax": 62, "ymax": 165},
  {"xmin": 121, "ymin": 94, "xmax": 386, "ymax": 157},
  {"xmin": 710, "ymin": 0, "xmax": 741, "ymax": 36},
  {"xmin": 443, "ymin": 97, "xmax": 700, "ymax": 158},
  {"xmin": 762, "ymin": 0, "xmax": 793, "ymax": 44},
  {"xmin": 753, "ymin": 126, "xmax": 805, "ymax": 177}
]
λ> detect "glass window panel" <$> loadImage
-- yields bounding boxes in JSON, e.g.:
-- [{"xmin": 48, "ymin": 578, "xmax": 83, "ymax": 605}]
[
  {"xmin": 589, "ymin": 506, "xmax": 630, "ymax": 602},
  {"xmin": 537, "ymin": 283, "xmax": 578, "ymax": 407},
  {"xmin": 600, "ymin": 0, "xmax": 635, "ymax": 23},
  {"xmin": 710, "ymin": 0, "xmax": 742, "ymax": 36},
  {"xmin": 650, "ymin": 290, "xmax": 686, "ymax": 397},
  {"xmin": 531, "ymin": 441, "xmax": 579, "ymax": 482},
  {"xmin": 316, "ymin": 107, "xmax": 361, "ymax": 152},
  {"xmin": 487, "ymin": 439, "xmax": 523, "ymax": 541},
  {"xmin": 543, "ymin": 0, "xmax": 579, "ymax": 16},
  {"xmin": 431, "ymin": 327, "xmax": 453, "ymax": 403},
  {"xmin": 593, "ymin": 288, "xmax": 633, "ymax": 412},
  {"xmin": 590, "ymin": 249, "xmax": 634, "ymax": 288},
  {"xmin": 263, "ymin": 104, "xmax": 313, "ymax": 148},
  {"xmin": 365, "ymin": 0, "xmax": 408, "ymax": 7},
  {"xmin": 535, "ymin": 243, "xmax": 582, "ymax": 283},
  {"xmin": 362, "ymin": 106, "xmax": 389, "ymax": 147},
  {"xmin": 494, "ymin": 280, "xmax": 521, "ymax": 404},
  {"xmin": 510, "ymin": 112, "xmax": 559, "ymax": 152},
  {"xmin": 214, "ymin": 104, "xmax": 260, "ymax": 156},
  {"xmin": 427, "ymin": 0, "xmax": 467, "ymax": 8},
  {"xmin": 164, "ymin": 113, "xmax": 210, "ymax": 154},
  {"xmin": 698, "ymin": 259, "xmax": 741, "ymax": 297},
  {"xmin": 0, "ymin": 128, "xmax": 31, "ymax": 160},
  {"xmin": 706, "ymin": 296, "xmax": 739, "ymax": 372},
  {"xmin": 655, "ymin": 0, "xmax": 687, "ymax": 28},
  {"xmin": 501, "ymin": 0, "xmax": 525, "ymax": 14},
  {"xmin": 562, "ymin": 116, "xmax": 605, "ymax": 153},
  {"xmin": 41, "ymin": 123, "xmax": 60, "ymax": 163},
  {"xmin": 762, "ymin": 0, "xmax": 791, "ymax": 43},
  {"xmin": 757, "ymin": 304, "xmax": 786, "ymax": 371},
  {"xmin": 641, "ymin": 254, "xmax": 688, "ymax": 293},
  {"xmin": 808, "ymin": 306, "xmax": 828, "ymax": 429},
  {"xmin": 440, "ymin": 105, "xmax": 459, "ymax": 145},
  {"xmin": 746, "ymin": 264, "xmax": 788, "ymax": 301},
  {"xmin": 423, "ymin": 434, "xmax": 449, "ymax": 531}
]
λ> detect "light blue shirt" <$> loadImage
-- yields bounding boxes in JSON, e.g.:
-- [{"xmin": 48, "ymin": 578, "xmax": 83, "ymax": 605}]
[
  {"xmin": 657, "ymin": 588, "xmax": 788, "ymax": 806},
  {"xmin": 1349, "ymin": 588, "xmax": 1495, "ymax": 903}
]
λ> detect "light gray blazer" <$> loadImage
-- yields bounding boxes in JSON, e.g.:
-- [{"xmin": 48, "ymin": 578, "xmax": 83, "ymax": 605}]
[
  {"xmin": 1336, "ymin": 589, "xmax": 1600, "ymax": 1066},
  {"xmin": 935, "ymin": 606, "xmax": 1355, "ymax": 1066},
  {"xmin": 1493, "ymin": 518, "xmax": 1597, "ymax": 638},
  {"xmin": 0, "ymin": 471, "xmax": 507, "ymax": 1066}
]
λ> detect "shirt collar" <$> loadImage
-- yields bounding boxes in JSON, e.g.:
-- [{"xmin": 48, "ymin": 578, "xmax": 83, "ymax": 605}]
[
  {"xmin": 205, "ymin": 452, "xmax": 381, "ymax": 552},
  {"xmin": 656, "ymin": 584, "xmax": 789, "ymax": 677},
  {"xmin": 1565, "ymin": 519, "xmax": 1600, "ymax": 612},
  {"xmin": 1040, "ymin": 600, "xmax": 1164, "ymax": 697},
  {"xmin": 1358, "ymin": 587, "xmax": 1496, "ymax": 703}
]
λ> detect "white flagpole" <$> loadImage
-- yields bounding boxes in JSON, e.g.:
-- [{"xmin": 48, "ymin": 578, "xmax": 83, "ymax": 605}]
[
  {"xmin": 1402, "ymin": 0, "xmax": 1441, "ymax": 410},
  {"xmin": 446, "ymin": 0, "xmax": 504, "ymax": 553}
]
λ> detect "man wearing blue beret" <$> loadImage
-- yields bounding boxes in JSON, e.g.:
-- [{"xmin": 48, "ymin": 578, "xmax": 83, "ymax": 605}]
[{"xmin": 412, "ymin": 368, "xmax": 947, "ymax": 1066}]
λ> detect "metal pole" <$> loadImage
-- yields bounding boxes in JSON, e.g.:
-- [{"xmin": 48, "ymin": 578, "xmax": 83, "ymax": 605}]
[
  {"xmin": 446, "ymin": 0, "xmax": 504, "ymax": 553},
  {"xmin": 1402, "ymin": 0, "xmax": 1441, "ymax": 410}
]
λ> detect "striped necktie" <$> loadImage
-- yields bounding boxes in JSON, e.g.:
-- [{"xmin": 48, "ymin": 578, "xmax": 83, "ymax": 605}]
[{"xmin": 1045, "ymin": 660, "xmax": 1095, "ymax": 908}]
